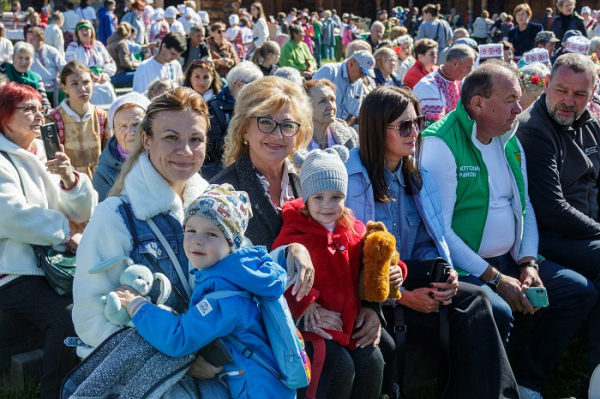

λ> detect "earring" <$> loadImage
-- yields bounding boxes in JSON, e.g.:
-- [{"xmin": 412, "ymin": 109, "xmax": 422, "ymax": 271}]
[{"xmin": 243, "ymin": 139, "xmax": 248, "ymax": 145}]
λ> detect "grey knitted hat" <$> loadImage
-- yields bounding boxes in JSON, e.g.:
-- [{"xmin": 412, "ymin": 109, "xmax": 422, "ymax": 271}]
[{"xmin": 293, "ymin": 145, "xmax": 350, "ymax": 201}]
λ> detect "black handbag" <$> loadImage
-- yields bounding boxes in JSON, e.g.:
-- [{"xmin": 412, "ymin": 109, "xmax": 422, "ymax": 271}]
[
  {"xmin": 396, "ymin": 258, "xmax": 453, "ymax": 399},
  {"xmin": 402, "ymin": 257, "xmax": 452, "ymax": 290},
  {"xmin": 0, "ymin": 151, "xmax": 76, "ymax": 296}
]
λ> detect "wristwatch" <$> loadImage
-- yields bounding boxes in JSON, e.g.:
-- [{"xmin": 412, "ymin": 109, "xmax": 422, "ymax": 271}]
[
  {"xmin": 486, "ymin": 271, "xmax": 502, "ymax": 291},
  {"xmin": 519, "ymin": 259, "xmax": 540, "ymax": 270}
]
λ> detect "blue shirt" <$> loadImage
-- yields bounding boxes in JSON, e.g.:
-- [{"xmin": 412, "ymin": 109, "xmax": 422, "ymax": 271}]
[{"xmin": 374, "ymin": 165, "xmax": 439, "ymax": 259}]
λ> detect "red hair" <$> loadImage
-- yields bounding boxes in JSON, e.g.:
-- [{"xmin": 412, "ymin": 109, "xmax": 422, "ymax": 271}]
[{"xmin": 0, "ymin": 82, "xmax": 41, "ymax": 132}]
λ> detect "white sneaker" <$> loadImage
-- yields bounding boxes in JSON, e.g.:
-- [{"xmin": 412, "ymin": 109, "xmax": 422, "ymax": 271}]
[{"xmin": 518, "ymin": 385, "xmax": 544, "ymax": 399}]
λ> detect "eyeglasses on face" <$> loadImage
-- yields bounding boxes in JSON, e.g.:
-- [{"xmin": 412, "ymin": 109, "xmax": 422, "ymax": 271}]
[
  {"xmin": 387, "ymin": 115, "xmax": 425, "ymax": 137},
  {"xmin": 15, "ymin": 105, "xmax": 46, "ymax": 115},
  {"xmin": 251, "ymin": 116, "xmax": 301, "ymax": 137}
]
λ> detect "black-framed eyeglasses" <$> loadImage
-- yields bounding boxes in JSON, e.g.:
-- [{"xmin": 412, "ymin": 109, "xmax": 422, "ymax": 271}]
[
  {"xmin": 251, "ymin": 116, "xmax": 301, "ymax": 137},
  {"xmin": 15, "ymin": 105, "xmax": 47, "ymax": 115},
  {"xmin": 387, "ymin": 116, "xmax": 425, "ymax": 137}
]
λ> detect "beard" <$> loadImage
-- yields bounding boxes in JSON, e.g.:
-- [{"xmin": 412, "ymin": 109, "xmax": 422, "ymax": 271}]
[{"xmin": 545, "ymin": 96, "xmax": 583, "ymax": 126}]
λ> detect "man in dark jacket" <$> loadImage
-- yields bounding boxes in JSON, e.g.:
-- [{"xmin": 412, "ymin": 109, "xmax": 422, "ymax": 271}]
[
  {"xmin": 180, "ymin": 24, "xmax": 211, "ymax": 73},
  {"xmin": 517, "ymin": 53, "xmax": 600, "ymax": 376}
]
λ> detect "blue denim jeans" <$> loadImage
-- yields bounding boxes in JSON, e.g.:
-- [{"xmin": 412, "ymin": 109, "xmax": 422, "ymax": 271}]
[
  {"xmin": 111, "ymin": 71, "xmax": 136, "ymax": 88},
  {"xmin": 323, "ymin": 45, "xmax": 335, "ymax": 60},
  {"xmin": 466, "ymin": 253, "xmax": 596, "ymax": 391},
  {"xmin": 197, "ymin": 378, "xmax": 231, "ymax": 398},
  {"xmin": 313, "ymin": 36, "xmax": 321, "ymax": 67}
]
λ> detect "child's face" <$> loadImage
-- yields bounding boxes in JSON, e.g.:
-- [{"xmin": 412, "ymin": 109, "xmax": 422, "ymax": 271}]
[
  {"xmin": 306, "ymin": 190, "xmax": 345, "ymax": 225},
  {"xmin": 184, "ymin": 216, "xmax": 231, "ymax": 270},
  {"xmin": 61, "ymin": 71, "xmax": 94, "ymax": 103}
]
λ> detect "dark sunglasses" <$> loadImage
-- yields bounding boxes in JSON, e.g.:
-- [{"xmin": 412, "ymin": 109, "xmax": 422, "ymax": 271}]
[{"xmin": 387, "ymin": 116, "xmax": 425, "ymax": 137}]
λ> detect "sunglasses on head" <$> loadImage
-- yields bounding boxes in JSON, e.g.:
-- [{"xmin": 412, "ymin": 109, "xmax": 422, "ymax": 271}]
[{"xmin": 387, "ymin": 116, "xmax": 425, "ymax": 137}]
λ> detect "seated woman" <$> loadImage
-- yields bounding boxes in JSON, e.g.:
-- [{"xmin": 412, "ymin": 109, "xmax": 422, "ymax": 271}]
[
  {"xmin": 202, "ymin": 61, "xmax": 263, "ymax": 180},
  {"xmin": 0, "ymin": 22, "xmax": 14, "ymax": 62},
  {"xmin": 345, "ymin": 86, "xmax": 519, "ymax": 398},
  {"xmin": 0, "ymin": 41, "xmax": 51, "ymax": 109},
  {"xmin": 107, "ymin": 22, "xmax": 139, "ymax": 88},
  {"xmin": 279, "ymin": 24, "xmax": 316, "ymax": 80},
  {"xmin": 93, "ymin": 92, "xmax": 150, "ymax": 201},
  {"xmin": 393, "ymin": 35, "xmax": 415, "ymax": 83},
  {"xmin": 49, "ymin": 60, "xmax": 110, "ymax": 179},
  {"xmin": 65, "ymin": 20, "xmax": 117, "ymax": 105},
  {"xmin": 518, "ymin": 62, "xmax": 548, "ymax": 110},
  {"xmin": 374, "ymin": 47, "xmax": 402, "ymax": 87},
  {"xmin": 0, "ymin": 82, "xmax": 96, "ymax": 399},
  {"xmin": 73, "ymin": 86, "xmax": 314, "ymax": 397},
  {"xmin": 207, "ymin": 21, "xmax": 239, "ymax": 79},
  {"xmin": 211, "ymin": 75, "xmax": 388, "ymax": 398},
  {"xmin": 402, "ymin": 38, "xmax": 438, "ymax": 89},
  {"xmin": 182, "ymin": 59, "xmax": 222, "ymax": 102},
  {"xmin": 251, "ymin": 40, "xmax": 281, "ymax": 76},
  {"xmin": 303, "ymin": 78, "xmax": 358, "ymax": 150}
]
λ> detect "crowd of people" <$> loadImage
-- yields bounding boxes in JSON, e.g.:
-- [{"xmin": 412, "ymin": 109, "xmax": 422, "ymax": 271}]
[{"xmin": 2, "ymin": 0, "xmax": 600, "ymax": 399}]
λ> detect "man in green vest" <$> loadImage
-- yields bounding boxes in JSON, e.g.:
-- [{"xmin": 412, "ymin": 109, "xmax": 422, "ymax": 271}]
[{"xmin": 421, "ymin": 61, "xmax": 596, "ymax": 399}]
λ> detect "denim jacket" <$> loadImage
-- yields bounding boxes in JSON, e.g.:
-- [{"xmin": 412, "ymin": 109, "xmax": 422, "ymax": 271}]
[{"xmin": 345, "ymin": 148, "xmax": 452, "ymax": 264}]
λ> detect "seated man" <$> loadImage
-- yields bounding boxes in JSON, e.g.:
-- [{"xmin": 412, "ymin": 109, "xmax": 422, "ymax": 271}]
[
  {"xmin": 365, "ymin": 21, "xmax": 385, "ymax": 52},
  {"xmin": 421, "ymin": 61, "xmax": 597, "ymax": 399},
  {"xmin": 133, "ymin": 31, "xmax": 185, "ymax": 93},
  {"xmin": 312, "ymin": 50, "xmax": 375, "ymax": 128},
  {"xmin": 26, "ymin": 27, "xmax": 66, "ymax": 105},
  {"xmin": 517, "ymin": 53, "xmax": 600, "ymax": 375},
  {"xmin": 413, "ymin": 44, "xmax": 476, "ymax": 126},
  {"xmin": 180, "ymin": 24, "xmax": 211, "ymax": 73}
]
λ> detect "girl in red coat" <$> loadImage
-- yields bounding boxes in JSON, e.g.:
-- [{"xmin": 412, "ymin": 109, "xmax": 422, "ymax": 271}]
[{"xmin": 273, "ymin": 145, "xmax": 384, "ymax": 399}]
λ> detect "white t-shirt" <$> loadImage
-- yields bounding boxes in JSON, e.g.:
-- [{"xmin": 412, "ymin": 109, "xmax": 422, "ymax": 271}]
[
  {"xmin": 132, "ymin": 57, "xmax": 182, "ymax": 93},
  {"xmin": 62, "ymin": 10, "xmax": 80, "ymax": 34},
  {"xmin": 76, "ymin": 7, "xmax": 97, "ymax": 23}
]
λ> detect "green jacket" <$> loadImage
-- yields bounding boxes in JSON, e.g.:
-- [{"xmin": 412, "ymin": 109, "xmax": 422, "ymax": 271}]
[
  {"xmin": 422, "ymin": 101, "xmax": 531, "ymax": 271},
  {"xmin": 279, "ymin": 40, "xmax": 316, "ymax": 72}
]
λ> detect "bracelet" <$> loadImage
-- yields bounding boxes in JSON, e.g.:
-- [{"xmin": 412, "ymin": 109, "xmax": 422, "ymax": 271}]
[{"xmin": 519, "ymin": 260, "xmax": 539, "ymax": 270}]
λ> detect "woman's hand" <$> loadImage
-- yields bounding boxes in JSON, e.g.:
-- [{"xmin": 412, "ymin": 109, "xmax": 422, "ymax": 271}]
[
  {"xmin": 397, "ymin": 288, "xmax": 440, "ymax": 313},
  {"xmin": 301, "ymin": 302, "xmax": 321, "ymax": 331},
  {"xmin": 389, "ymin": 264, "xmax": 404, "ymax": 289},
  {"xmin": 429, "ymin": 269, "xmax": 459, "ymax": 305},
  {"xmin": 286, "ymin": 243, "xmax": 315, "ymax": 301},
  {"xmin": 308, "ymin": 306, "xmax": 343, "ymax": 340},
  {"xmin": 113, "ymin": 284, "xmax": 142, "ymax": 309},
  {"xmin": 66, "ymin": 233, "xmax": 81, "ymax": 254},
  {"xmin": 46, "ymin": 145, "xmax": 77, "ymax": 189},
  {"xmin": 187, "ymin": 355, "xmax": 224, "ymax": 379},
  {"xmin": 99, "ymin": 73, "xmax": 109, "ymax": 83},
  {"xmin": 352, "ymin": 307, "xmax": 381, "ymax": 348}
]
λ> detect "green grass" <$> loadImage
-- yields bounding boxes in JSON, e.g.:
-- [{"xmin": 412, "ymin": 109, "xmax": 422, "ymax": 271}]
[{"xmin": 0, "ymin": 371, "xmax": 40, "ymax": 399}]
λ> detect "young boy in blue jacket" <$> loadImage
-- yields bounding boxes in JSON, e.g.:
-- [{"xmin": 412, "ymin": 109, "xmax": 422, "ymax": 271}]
[{"xmin": 114, "ymin": 184, "xmax": 295, "ymax": 399}]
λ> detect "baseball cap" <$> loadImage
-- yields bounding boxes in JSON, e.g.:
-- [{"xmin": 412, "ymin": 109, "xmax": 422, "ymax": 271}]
[
  {"xmin": 378, "ymin": 9, "xmax": 388, "ymax": 16},
  {"xmin": 535, "ymin": 31, "xmax": 560, "ymax": 43},
  {"xmin": 562, "ymin": 29, "xmax": 583, "ymax": 43},
  {"xmin": 352, "ymin": 50, "xmax": 376, "ymax": 78}
]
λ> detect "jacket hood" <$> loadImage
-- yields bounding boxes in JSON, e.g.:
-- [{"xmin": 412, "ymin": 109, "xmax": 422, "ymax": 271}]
[
  {"xmin": 97, "ymin": 136, "xmax": 124, "ymax": 173},
  {"xmin": 97, "ymin": 6, "xmax": 109, "ymax": 18},
  {"xmin": 194, "ymin": 246, "xmax": 286, "ymax": 299}
]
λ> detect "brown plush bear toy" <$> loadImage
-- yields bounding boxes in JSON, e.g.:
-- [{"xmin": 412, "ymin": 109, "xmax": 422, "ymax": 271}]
[{"xmin": 359, "ymin": 221, "xmax": 406, "ymax": 302}]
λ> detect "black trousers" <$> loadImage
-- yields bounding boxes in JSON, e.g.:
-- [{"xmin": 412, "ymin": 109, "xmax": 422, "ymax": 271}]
[
  {"xmin": 382, "ymin": 282, "xmax": 519, "ymax": 399},
  {"xmin": 0, "ymin": 276, "xmax": 79, "ymax": 399}
]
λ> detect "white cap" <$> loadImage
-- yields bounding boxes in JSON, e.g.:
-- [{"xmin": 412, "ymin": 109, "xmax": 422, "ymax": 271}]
[
  {"xmin": 582, "ymin": 6, "xmax": 591, "ymax": 14},
  {"xmin": 229, "ymin": 14, "xmax": 239, "ymax": 25},
  {"xmin": 523, "ymin": 48, "xmax": 550, "ymax": 65},
  {"xmin": 108, "ymin": 92, "xmax": 151, "ymax": 131},
  {"xmin": 152, "ymin": 7, "xmax": 164, "ymax": 20},
  {"xmin": 177, "ymin": 4, "xmax": 186, "ymax": 13},
  {"xmin": 565, "ymin": 35, "xmax": 591, "ymax": 54},
  {"xmin": 479, "ymin": 43, "xmax": 503, "ymax": 59},
  {"xmin": 164, "ymin": 6, "xmax": 178, "ymax": 18}
]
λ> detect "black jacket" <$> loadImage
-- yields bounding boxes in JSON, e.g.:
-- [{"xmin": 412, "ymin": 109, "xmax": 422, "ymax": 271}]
[
  {"xmin": 210, "ymin": 152, "xmax": 301, "ymax": 250},
  {"xmin": 517, "ymin": 93, "xmax": 600, "ymax": 239},
  {"xmin": 202, "ymin": 86, "xmax": 235, "ymax": 180},
  {"xmin": 180, "ymin": 37, "xmax": 211, "ymax": 71},
  {"xmin": 552, "ymin": 12, "xmax": 587, "ymax": 42}
]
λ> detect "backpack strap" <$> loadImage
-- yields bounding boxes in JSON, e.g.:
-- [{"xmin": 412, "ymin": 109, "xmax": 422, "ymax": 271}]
[{"xmin": 202, "ymin": 290, "xmax": 285, "ymax": 383}]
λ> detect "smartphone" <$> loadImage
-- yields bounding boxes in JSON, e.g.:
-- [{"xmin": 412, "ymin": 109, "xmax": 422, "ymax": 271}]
[
  {"xmin": 40, "ymin": 123, "xmax": 61, "ymax": 160},
  {"xmin": 524, "ymin": 287, "xmax": 549, "ymax": 308},
  {"xmin": 198, "ymin": 339, "xmax": 233, "ymax": 367}
]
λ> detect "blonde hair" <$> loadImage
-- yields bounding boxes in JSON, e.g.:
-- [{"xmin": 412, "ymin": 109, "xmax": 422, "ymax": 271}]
[
  {"xmin": 109, "ymin": 87, "xmax": 210, "ymax": 196},
  {"xmin": 222, "ymin": 76, "xmax": 313, "ymax": 166},
  {"xmin": 301, "ymin": 203, "xmax": 357, "ymax": 234},
  {"xmin": 374, "ymin": 47, "xmax": 398, "ymax": 70}
]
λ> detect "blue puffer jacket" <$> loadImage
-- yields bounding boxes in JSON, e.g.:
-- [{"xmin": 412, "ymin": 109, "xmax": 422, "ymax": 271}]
[
  {"xmin": 345, "ymin": 147, "xmax": 452, "ymax": 264},
  {"xmin": 133, "ymin": 246, "xmax": 295, "ymax": 399},
  {"xmin": 92, "ymin": 136, "xmax": 124, "ymax": 202}
]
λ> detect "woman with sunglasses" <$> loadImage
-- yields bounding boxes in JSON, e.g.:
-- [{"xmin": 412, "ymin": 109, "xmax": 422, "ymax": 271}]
[
  {"xmin": 344, "ymin": 86, "xmax": 518, "ymax": 398},
  {"xmin": 182, "ymin": 60, "xmax": 222, "ymax": 102},
  {"xmin": 207, "ymin": 21, "xmax": 239, "ymax": 78}
]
